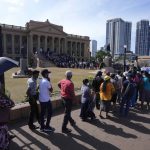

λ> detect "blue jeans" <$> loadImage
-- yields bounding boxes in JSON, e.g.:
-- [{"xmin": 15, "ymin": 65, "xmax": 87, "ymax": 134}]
[{"xmin": 40, "ymin": 101, "xmax": 52, "ymax": 129}]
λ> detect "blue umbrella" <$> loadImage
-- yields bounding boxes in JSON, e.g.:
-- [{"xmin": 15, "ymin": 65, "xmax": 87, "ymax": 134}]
[{"xmin": 0, "ymin": 57, "xmax": 19, "ymax": 75}]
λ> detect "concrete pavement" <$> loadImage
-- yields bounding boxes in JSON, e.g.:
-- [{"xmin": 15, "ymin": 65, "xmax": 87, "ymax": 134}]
[{"xmin": 9, "ymin": 106, "xmax": 150, "ymax": 150}]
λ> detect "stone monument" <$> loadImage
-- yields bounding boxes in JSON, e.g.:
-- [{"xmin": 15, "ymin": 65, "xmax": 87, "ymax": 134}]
[
  {"xmin": 103, "ymin": 56, "xmax": 112, "ymax": 67},
  {"xmin": 12, "ymin": 46, "xmax": 29, "ymax": 78},
  {"xmin": 102, "ymin": 56, "xmax": 114, "ymax": 74}
]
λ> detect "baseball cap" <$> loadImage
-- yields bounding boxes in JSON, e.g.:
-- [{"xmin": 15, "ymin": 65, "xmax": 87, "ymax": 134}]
[
  {"xmin": 104, "ymin": 75, "xmax": 111, "ymax": 81},
  {"xmin": 32, "ymin": 70, "xmax": 39, "ymax": 75},
  {"xmin": 41, "ymin": 69, "xmax": 51, "ymax": 76}
]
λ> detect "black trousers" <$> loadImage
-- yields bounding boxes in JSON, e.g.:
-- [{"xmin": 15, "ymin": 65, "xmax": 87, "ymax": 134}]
[
  {"xmin": 62, "ymin": 97, "xmax": 74, "ymax": 129},
  {"xmin": 28, "ymin": 95, "xmax": 39, "ymax": 126}
]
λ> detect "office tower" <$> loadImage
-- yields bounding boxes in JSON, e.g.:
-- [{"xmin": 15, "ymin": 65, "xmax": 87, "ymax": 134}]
[
  {"xmin": 135, "ymin": 20, "xmax": 150, "ymax": 56},
  {"xmin": 90, "ymin": 40, "xmax": 97, "ymax": 57},
  {"xmin": 106, "ymin": 18, "xmax": 132, "ymax": 57}
]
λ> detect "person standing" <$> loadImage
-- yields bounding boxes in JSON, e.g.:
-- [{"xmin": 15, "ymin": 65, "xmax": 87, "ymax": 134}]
[
  {"xmin": 92, "ymin": 71, "xmax": 104, "ymax": 110},
  {"xmin": 39, "ymin": 69, "xmax": 55, "ymax": 132},
  {"xmin": 140, "ymin": 71, "xmax": 150, "ymax": 110},
  {"xmin": 120, "ymin": 73, "xmax": 135, "ymax": 117},
  {"xmin": 80, "ymin": 79, "xmax": 95, "ymax": 121},
  {"xmin": 58, "ymin": 70, "xmax": 76, "ymax": 133},
  {"xmin": 26, "ymin": 70, "xmax": 40, "ymax": 130},
  {"xmin": 100, "ymin": 75, "xmax": 115, "ymax": 118}
]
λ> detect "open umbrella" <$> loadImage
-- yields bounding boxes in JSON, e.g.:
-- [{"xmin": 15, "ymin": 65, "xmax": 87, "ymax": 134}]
[{"xmin": 0, "ymin": 57, "xmax": 19, "ymax": 75}]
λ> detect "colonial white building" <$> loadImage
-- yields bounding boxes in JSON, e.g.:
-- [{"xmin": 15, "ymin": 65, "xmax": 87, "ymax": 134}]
[{"xmin": 0, "ymin": 19, "xmax": 90, "ymax": 64}]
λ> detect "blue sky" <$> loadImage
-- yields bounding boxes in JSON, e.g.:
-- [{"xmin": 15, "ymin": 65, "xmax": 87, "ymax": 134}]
[{"xmin": 0, "ymin": 0, "xmax": 150, "ymax": 52}]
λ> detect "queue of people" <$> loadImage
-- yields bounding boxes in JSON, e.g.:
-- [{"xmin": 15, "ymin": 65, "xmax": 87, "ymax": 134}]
[{"xmin": 1, "ymin": 67, "xmax": 150, "ymax": 149}]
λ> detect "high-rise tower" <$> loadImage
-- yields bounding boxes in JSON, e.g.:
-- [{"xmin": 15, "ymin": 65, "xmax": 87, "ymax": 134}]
[
  {"xmin": 135, "ymin": 20, "xmax": 150, "ymax": 56},
  {"xmin": 106, "ymin": 18, "xmax": 132, "ymax": 57}
]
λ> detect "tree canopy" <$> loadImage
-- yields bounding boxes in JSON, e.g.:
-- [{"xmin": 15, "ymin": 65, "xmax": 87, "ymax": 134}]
[{"xmin": 96, "ymin": 48, "xmax": 111, "ymax": 63}]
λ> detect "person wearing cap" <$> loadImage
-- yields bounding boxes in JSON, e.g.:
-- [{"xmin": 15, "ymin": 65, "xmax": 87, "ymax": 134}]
[
  {"xmin": 26, "ymin": 70, "xmax": 40, "ymax": 130},
  {"xmin": 99, "ymin": 75, "xmax": 115, "ymax": 118},
  {"xmin": 39, "ymin": 69, "xmax": 54, "ymax": 132},
  {"xmin": 120, "ymin": 73, "xmax": 135, "ymax": 117},
  {"xmin": 58, "ymin": 70, "xmax": 76, "ymax": 133}
]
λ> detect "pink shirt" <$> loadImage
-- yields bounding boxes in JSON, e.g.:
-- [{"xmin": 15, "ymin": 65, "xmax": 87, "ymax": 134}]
[{"xmin": 58, "ymin": 79, "xmax": 75, "ymax": 99}]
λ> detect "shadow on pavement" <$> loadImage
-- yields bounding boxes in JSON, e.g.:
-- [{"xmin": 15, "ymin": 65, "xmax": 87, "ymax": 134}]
[
  {"xmin": 109, "ymin": 114, "xmax": 150, "ymax": 135},
  {"xmin": 32, "ymin": 125, "xmax": 120, "ymax": 150},
  {"xmin": 70, "ymin": 125, "xmax": 120, "ymax": 150},
  {"xmin": 86, "ymin": 118, "xmax": 137, "ymax": 139}
]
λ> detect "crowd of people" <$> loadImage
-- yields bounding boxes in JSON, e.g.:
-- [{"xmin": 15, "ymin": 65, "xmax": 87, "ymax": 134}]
[
  {"xmin": 39, "ymin": 50, "xmax": 99, "ymax": 69},
  {"xmin": 26, "ymin": 66, "xmax": 150, "ymax": 132},
  {"xmin": 0, "ymin": 66, "xmax": 150, "ymax": 149}
]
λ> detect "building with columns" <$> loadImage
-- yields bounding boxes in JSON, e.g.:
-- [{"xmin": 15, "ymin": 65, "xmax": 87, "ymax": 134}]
[{"xmin": 0, "ymin": 19, "xmax": 90, "ymax": 64}]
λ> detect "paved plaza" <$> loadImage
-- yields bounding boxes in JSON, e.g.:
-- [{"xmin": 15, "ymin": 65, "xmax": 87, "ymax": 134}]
[{"xmin": 9, "ymin": 106, "xmax": 150, "ymax": 150}]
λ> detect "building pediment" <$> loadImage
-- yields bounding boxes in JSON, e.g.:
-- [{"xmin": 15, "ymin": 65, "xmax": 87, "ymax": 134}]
[
  {"xmin": 33, "ymin": 25, "xmax": 67, "ymax": 35},
  {"xmin": 27, "ymin": 20, "xmax": 67, "ymax": 35}
]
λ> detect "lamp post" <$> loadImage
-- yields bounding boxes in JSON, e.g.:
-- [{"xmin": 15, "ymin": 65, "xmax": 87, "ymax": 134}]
[{"xmin": 123, "ymin": 45, "xmax": 127, "ymax": 72}]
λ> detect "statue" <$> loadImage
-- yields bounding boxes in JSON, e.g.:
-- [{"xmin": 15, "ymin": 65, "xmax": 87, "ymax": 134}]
[{"xmin": 21, "ymin": 46, "xmax": 26, "ymax": 59}]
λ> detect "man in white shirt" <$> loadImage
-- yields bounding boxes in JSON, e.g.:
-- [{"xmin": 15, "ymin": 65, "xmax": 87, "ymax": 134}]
[
  {"xmin": 26, "ymin": 70, "xmax": 40, "ymax": 130},
  {"xmin": 39, "ymin": 69, "xmax": 54, "ymax": 132}
]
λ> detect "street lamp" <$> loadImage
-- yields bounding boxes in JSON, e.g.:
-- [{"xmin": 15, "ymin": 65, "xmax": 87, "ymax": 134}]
[{"xmin": 123, "ymin": 45, "xmax": 127, "ymax": 72}]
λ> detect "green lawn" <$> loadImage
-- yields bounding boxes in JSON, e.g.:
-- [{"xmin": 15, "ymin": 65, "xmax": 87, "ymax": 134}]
[{"xmin": 4, "ymin": 67, "xmax": 96, "ymax": 103}]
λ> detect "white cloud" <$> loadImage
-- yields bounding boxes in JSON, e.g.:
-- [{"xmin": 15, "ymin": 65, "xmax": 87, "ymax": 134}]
[
  {"xmin": 33, "ymin": 0, "xmax": 40, "ymax": 3},
  {"xmin": 0, "ymin": 0, "xmax": 149, "ymax": 50},
  {"xmin": 4, "ymin": 0, "xmax": 25, "ymax": 7}
]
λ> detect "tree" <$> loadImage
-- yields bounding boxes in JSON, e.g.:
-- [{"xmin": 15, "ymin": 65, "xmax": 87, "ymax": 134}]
[{"xmin": 96, "ymin": 48, "xmax": 111, "ymax": 63}]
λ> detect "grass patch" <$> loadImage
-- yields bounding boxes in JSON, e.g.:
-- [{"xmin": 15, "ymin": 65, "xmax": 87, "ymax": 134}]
[{"xmin": 5, "ymin": 67, "xmax": 96, "ymax": 103}]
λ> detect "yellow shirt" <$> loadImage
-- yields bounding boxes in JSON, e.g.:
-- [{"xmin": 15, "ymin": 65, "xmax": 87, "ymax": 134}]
[{"xmin": 100, "ymin": 82, "xmax": 115, "ymax": 101}]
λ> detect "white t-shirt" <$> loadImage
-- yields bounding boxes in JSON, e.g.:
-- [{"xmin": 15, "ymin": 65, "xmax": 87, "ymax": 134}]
[{"xmin": 39, "ymin": 78, "xmax": 52, "ymax": 102}]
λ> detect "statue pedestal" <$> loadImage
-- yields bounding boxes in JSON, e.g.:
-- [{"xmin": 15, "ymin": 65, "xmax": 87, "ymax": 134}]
[
  {"xmin": 20, "ymin": 58, "xmax": 28, "ymax": 75},
  {"xmin": 103, "ymin": 56, "xmax": 112, "ymax": 67},
  {"xmin": 12, "ymin": 58, "xmax": 29, "ymax": 78}
]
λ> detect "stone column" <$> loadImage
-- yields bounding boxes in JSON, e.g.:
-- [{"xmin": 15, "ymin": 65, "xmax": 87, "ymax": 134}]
[
  {"xmin": 12, "ymin": 34, "xmax": 15, "ymax": 55},
  {"xmin": 64, "ymin": 38, "xmax": 66, "ymax": 54},
  {"xmin": 58, "ymin": 38, "xmax": 60, "ymax": 54},
  {"xmin": 45, "ymin": 35, "xmax": 47, "ymax": 52},
  {"xmin": 30, "ymin": 34, "xmax": 33, "ymax": 54},
  {"xmin": 70, "ymin": 41, "xmax": 72, "ymax": 56},
  {"xmin": 75, "ymin": 42, "xmax": 77, "ymax": 57},
  {"xmin": 27, "ymin": 34, "xmax": 33, "ymax": 65},
  {"xmin": 3, "ymin": 33, "xmax": 6, "ymax": 55},
  {"xmin": 79, "ymin": 43, "xmax": 81, "ymax": 57},
  {"xmin": 20, "ymin": 35, "xmax": 22, "ymax": 54},
  {"xmin": 52, "ymin": 37, "xmax": 54, "ymax": 51},
  {"xmin": 38, "ymin": 35, "xmax": 40, "ymax": 53}
]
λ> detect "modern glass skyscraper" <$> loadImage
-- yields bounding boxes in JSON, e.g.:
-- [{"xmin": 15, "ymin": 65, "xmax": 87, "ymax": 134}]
[
  {"xmin": 90, "ymin": 40, "xmax": 97, "ymax": 57},
  {"xmin": 135, "ymin": 20, "xmax": 150, "ymax": 56},
  {"xmin": 106, "ymin": 18, "xmax": 132, "ymax": 57}
]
